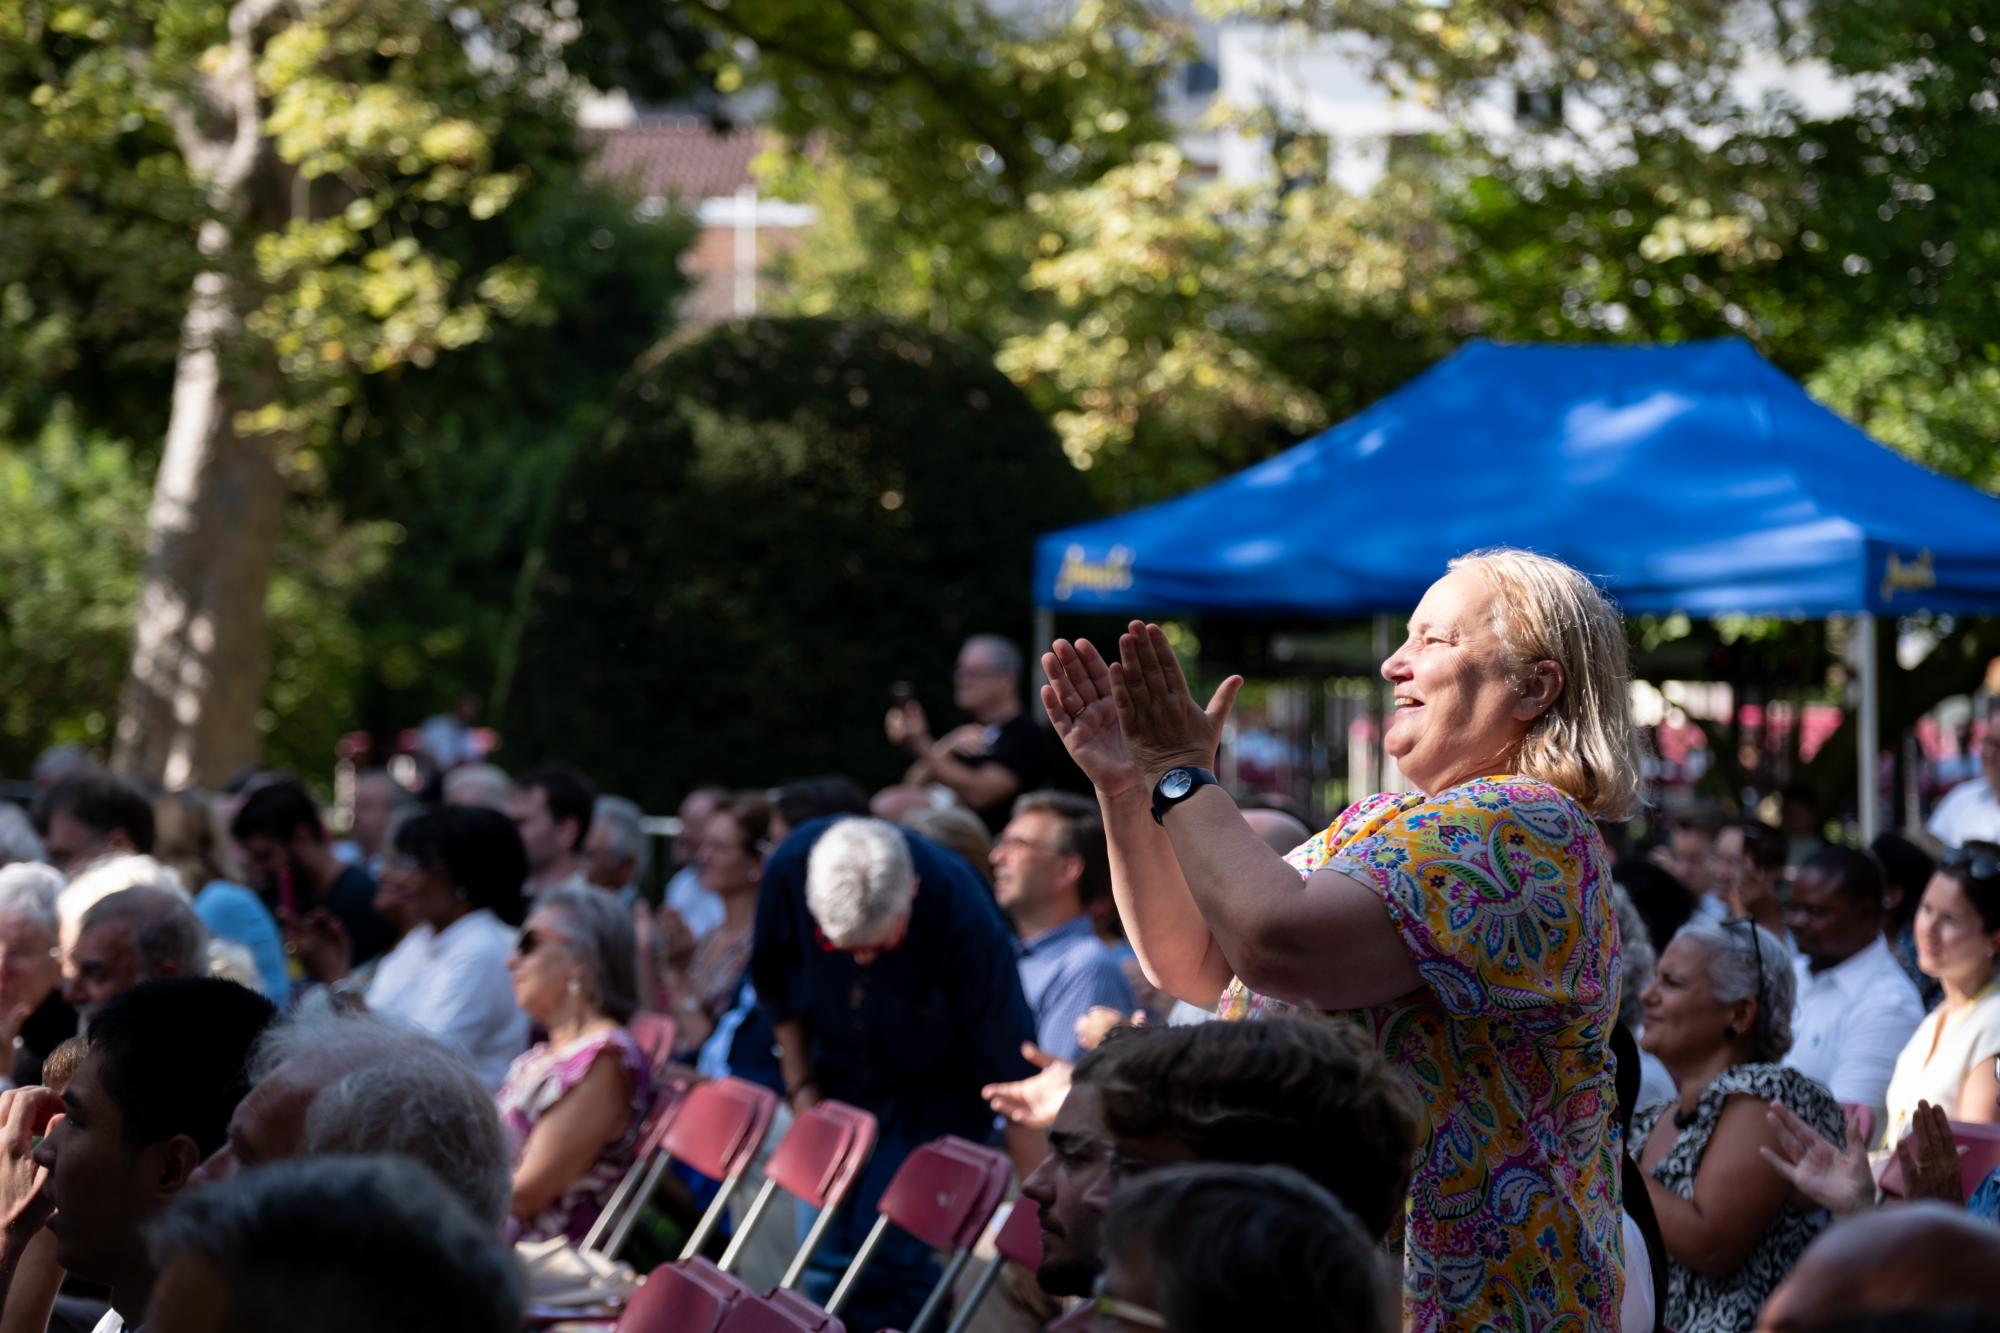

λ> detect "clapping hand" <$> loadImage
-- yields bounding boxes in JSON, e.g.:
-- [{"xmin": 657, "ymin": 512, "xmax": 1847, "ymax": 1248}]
[
  {"xmin": 0, "ymin": 1086, "xmax": 62, "ymax": 1253},
  {"xmin": 1760, "ymin": 1102, "xmax": 1873, "ymax": 1214},
  {"xmin": 285, "ymin": 907, "xmax": 351, "ymax": 985},
  {"xmin": 884, "ymin": 700, "xmax": 932, "ymax": 754},
  {"xmin": 1110, "ymin": 621, "xmax": 1242, "ymax": 785},
  {"xmin": 1894, "ymin": 1100, "xmax": 1967, "ymax": 1204}
]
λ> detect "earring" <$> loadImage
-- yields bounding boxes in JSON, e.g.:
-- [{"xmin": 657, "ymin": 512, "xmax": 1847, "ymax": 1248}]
[
  {"xmin": 567, "ymin": 977, "xmax": 581, "ymax": 996},
  {"xmin": 1723, "ymin": 1025, "xmax": 1739, "ymax": 1040}
]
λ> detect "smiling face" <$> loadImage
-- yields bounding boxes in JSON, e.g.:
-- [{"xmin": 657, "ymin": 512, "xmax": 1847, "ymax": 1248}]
[
  {"xmin": 1913, "ymin": 872, "xmax": 2000, "ymax": 990},
  {"xmin": 1639, "ymin": 935, "xmax": 1750, "ymax": 1072},
  {"xmin": 507, "ymin": 908, "xmax": 587, "ymax": 1023},
  {"xmin": 1380, "ymin": 569, "xmax": 1544, "ymax": 794},
  {"xmin": 1786, "ymin": 864, "xmax": 1881, "ymax": 972}
]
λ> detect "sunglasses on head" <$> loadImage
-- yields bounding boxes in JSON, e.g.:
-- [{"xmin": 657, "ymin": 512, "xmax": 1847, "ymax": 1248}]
[{"xmin": 1724, "ymin": 915, "xmax": 1768, "ymax": 1018}]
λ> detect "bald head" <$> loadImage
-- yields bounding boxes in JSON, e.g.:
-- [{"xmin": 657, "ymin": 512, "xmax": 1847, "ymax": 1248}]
[
  {"xmin": 1758, "ymin": 1204, "xmax": 2000, "ymax": 1330},
  {"xmin": 1243, "ymin": 807, "xmax": 1313, "ymax": 856}
]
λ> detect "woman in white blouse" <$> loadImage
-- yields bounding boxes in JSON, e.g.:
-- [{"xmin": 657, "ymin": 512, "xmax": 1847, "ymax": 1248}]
[
  {"xmin": 312, "ymin": 805, "xmax": 532, "ymax": 1086},
  {"xmin": 1882, "ymin": 842, "xmax": 2000, "ymax": 1147}
]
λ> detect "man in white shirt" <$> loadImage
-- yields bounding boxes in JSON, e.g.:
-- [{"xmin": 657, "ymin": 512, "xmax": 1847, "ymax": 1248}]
[
  {"xmin": 1783, "ymin": 847, "xmax": 1925, "ymax": 1119},
  {"xmin": 1929, "ymin": 729, "xmax": 2000, "ymax": 849},
  {"xmin": 657, "ymin": 786, "xmax": 727, "ymax": 941}
]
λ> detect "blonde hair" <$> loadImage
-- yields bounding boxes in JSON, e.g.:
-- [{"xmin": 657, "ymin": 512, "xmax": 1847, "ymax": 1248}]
[{"xmin": 1448, "ymin": 548, "xmax": 1643, "ymax": 820}]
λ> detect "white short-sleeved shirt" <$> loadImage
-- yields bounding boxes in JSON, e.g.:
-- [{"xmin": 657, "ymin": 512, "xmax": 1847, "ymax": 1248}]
[
  {"xmin": 1883, "ymin": 983, "xmax": 2000, "ymax": 1147},
  {"xmin": 1621, "ymin": 1210, "xmax": 1655, "ymax": 1333},
  {"xmin": 1928, "ymin": 777, "xmax": 2000, "ymax": 849},
  {"xmin": 372, "ymin": 908, "xmax": 529, "ymax": 1088},
  {"xmin": 1785, "ymin": 934, "xmax": 1927, "ymax": 1110}
]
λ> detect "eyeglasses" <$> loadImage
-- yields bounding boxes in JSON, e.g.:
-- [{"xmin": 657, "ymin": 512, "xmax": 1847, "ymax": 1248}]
[
  {"xmin": 516, "ymin": 928, "xmax": 568, "ymax": 957},
  {"xmin": 1724, "ymin": 916, "xmax": 1767, "ymax": 1022},
  {"xmin": 1942, "ymin": 846, "xmax": 2000, "ymax": 882}
]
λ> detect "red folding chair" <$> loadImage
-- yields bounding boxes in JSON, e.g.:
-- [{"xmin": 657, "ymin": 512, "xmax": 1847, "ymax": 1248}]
[
  {"xmin": 628, "ymin": 1012, "xmax": 681, "ymax": 1077},
  {"xmin": 585, "ymin": 1077, "xmax": 779, "ymax": 1261},
  {"xmin": 716, "ymin": 1290, "xmax": 846, "ymax": 1333},
  {"xmin": 617, "ymin": 1257, "xmax": 750, "ymax": 1333},
  {"xmin": 824, "ymin": 1137, "xmax": 1011, "ymax": 1333},
  {"xmin": 717, "ymin": 1101, "xmax": 879, "ymax": 1289},
  {"xmin": 941, "ymin": 1197, "xmax": 1045, "ymax": 1333},
  {"xmin": 580, "ymin": 1077, "xmax": 689, "ymax": 1256}
]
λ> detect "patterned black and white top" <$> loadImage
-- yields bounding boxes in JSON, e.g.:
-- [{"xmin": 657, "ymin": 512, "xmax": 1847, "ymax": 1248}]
[{"xmin": 1630, "ymin": 1063, "xmax": 1843, "ymax": 1333}]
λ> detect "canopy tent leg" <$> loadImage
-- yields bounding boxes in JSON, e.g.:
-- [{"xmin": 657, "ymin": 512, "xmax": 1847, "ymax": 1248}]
[
  {"xmin": 1033, "ymin": 608, "xmax": 1055, "ymax": 728},
  {"xmin": 1857, "ymin": 612, "xmax": 1880, "ymax": 844}
]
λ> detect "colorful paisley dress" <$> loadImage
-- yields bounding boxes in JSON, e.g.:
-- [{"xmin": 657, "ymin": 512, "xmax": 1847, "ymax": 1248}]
[{"xmin": 1218, "ymin": 776, "xmax": 1623, "ymax": 1331}]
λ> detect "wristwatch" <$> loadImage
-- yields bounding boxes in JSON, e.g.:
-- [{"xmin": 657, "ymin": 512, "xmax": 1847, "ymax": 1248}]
[{"xmin": 1150, "ymin": 766, "xmax": 1219, "ymax": 824}]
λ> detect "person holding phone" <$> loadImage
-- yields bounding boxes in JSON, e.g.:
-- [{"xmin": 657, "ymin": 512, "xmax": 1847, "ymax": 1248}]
[{"xmin": 885, "ymin": 636, "xmax": 1047, "ymax": 836}]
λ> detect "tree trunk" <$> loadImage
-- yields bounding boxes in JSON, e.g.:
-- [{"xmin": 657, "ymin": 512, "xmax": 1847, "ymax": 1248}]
[{"xmin": 113, "ymin": 218, "xmax": 292, "ymax": 789}]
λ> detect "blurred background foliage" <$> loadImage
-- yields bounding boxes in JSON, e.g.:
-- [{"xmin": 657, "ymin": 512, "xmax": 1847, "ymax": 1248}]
[{"xmin": 0, "ymin": 0, "xmax": 1994, "ymax": 791}]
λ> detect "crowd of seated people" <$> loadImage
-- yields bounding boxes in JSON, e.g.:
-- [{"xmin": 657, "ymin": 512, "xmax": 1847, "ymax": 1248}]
[{"xmin": 0, "ymin": 624, "xmax": 1997, "ymax": 1333}]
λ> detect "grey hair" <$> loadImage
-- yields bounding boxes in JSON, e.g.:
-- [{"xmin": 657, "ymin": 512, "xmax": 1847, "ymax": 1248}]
[
  {"xmin": 1672, "ymin": 917, "xmax": 1796, "ymax": 1061},
  {"xmin": 1447, "ymin": 548, "xmax": 1645, "ymax": 820},
  {"xmin": 250, "ymin": 1010, "xmax": 513, "ymax": 1231},
  {"xmin": 591, "ymin": 795, "xmax": 652, "ymax": 884},
  {"xmin": 0, "ymin": 804, "xmax": 46, "ymax": 867},
  {"xmin": 0, "ymin": 863, "xmax": 63, "ymax": 941},
  {"xmin": 806, "ymin": 817, "xmax": 916, "ymax": 948},
  {"xmin": 441, "ymin": 763, "xmax": 514, "ymax": 811},
  {"xmin": 56, "ymin": 853, "xmax": 188, "ymax": 945},
  {"xmin": 144, "ymin": 1155, "xmax": 523, "ymax": 1332},
  {"xmin": 1610, "ymin": 882, "xmax": 1655, "ymax": 1034},
  {"xmin": 962, "ymin": 634, "xmax": 1023, "ymax": 679},
  {"xmin": 79, "ymin": 886, "xmax": 209, "ymax": 981},
  {"xmin": 533, "ymin": 883, "xmax": 640, "ymax": 1023}
]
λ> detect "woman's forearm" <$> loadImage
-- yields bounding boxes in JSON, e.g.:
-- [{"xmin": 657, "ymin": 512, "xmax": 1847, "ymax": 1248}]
[
  {"xmin": 1161, "ymin": 787, "xmax": 1419, "ymax": 1010},
  {"xmin": 1099, "ymin": 787, "xmax": 1233, "ymax": 1006}
]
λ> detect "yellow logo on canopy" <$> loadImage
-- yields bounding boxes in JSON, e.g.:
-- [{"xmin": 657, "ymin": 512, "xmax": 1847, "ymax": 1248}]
[
  {"xmin": 1054, "ymin": 545, "xmax": 1135, "ymax": 602},
  {"xmin": 1880, "ymin": 549, "xmax": 1935, "ymax": 603}
]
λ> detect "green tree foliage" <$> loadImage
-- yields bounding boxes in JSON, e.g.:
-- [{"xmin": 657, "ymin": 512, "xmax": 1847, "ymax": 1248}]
[{"xmin": 504, "ymin": 317, "xmax": 1094, "ymax": 805}]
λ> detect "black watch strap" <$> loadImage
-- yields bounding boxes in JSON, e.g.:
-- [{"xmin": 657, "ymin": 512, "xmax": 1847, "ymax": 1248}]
[{"xmin": 1150, "ymin": 766, "xmax": 1219, "ymax": 824}]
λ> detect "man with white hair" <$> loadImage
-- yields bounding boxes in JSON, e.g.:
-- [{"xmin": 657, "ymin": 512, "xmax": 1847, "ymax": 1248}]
[
  {"xmin": 750, "ymin": 815, "xmax": 1037, "ymax": 1332},
  {"xmin": 189, "ymin": 1010, "xmax": 513, "ymax": 1232},
  {"xmin": 0, "ymin": 864, "xmax": 73, "ymax": 1087}
]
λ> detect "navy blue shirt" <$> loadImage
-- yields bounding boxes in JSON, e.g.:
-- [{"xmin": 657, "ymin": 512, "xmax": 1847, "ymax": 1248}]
[{"xmin": 750, "ymin": 818, "xmax": 1037, "ymax": 1150}]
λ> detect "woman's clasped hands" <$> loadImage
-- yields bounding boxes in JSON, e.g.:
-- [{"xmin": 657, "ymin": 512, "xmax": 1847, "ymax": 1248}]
[{"xmin": 1039, "ymin": 622, "xmax": 1242, "ymax": 797}]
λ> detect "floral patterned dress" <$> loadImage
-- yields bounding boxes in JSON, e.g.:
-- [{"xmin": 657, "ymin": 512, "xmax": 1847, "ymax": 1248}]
[
  {"xmin": 1218, "ymin": 776, "xmax": 1624, "ymax": 1332},
  {"xmin": 497, "ymin": 1026, "xmax": 654, "ymax": 1244}
]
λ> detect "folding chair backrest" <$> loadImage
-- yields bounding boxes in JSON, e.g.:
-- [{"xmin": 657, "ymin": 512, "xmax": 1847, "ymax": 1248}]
[
  {"xmin": 876, "ymin": 1138, "xmax": 1010, "ymax": 1252},
  {"xmin": 715, "ymin": 1291, "xmax": 847, "ymax": 1333},
  {"xmin": 992, "ymin": 1197, "xmax": 1044, "ymax": 1268},
  {"xmin": 579, "ymin": 1078, "xmax": 688, "ymax": 1255},
  {"xmin": 767, "ymin": 1102, "xmax": 878, "ymax": 1209},
  {"xmin": 617, "ymin": 1258, "xmax": 749, "ymax": 1333},
  {"xmin": 717, "ymin": 1099, "xmax": 879, "ymax": 1286},
  {"xmin": 664, "ymin": 1078, "xmax": 781, "ymax": 1182},
  {"xmin": 628, "ymin": 1012, "xmax": 681, "ymax": 1076}
]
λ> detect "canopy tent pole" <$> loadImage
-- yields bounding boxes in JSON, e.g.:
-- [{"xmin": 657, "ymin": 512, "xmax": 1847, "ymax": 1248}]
[
  {"xmin": 1033, "ymin": 608, "xmax": 1054, "ymax": 728},
  {"xmin": 1857, "ymin": 612, "xmax": 1880, "ymax": 843},
  {"xmin": 1371, "ymin": 615, "xmax": 1392, "ymax": 795}
]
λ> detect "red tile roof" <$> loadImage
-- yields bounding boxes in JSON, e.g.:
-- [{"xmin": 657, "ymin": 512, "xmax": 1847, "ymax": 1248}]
[{"xmin": 586, "ymin": 116, "xmax": 767, "ymax": 202}]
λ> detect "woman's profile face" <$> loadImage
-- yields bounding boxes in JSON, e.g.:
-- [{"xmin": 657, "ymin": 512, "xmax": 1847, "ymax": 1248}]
[
  {"xmin": 1379, "ymin": 569, "xmax": 1535, "ymax": 793},
  {"xmin": 1639, "ymin": 936, "xmax": 1731, "ymax": 1067},
  {"xmin": 1914, "ymin": 872, "xmax": 1998, "ymax": 985}
]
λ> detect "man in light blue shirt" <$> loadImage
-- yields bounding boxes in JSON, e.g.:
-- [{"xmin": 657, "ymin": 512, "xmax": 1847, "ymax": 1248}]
[{"xmin": 991, "ymin": 791, "xmax": 1133, "ymax": 1060}]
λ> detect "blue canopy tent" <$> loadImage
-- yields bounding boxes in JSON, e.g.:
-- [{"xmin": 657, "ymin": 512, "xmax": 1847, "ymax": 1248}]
[{"xmin": 1032, "ymin": 338, "xmax": 2000, "ymax": 836}]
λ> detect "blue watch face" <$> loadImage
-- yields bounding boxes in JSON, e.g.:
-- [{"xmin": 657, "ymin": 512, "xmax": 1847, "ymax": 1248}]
[{"xmin": 1161, "ymin": 768, "xmax": 1194, "ymax": 799}]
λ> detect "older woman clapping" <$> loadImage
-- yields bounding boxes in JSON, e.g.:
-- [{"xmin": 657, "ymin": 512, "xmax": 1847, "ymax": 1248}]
[
  {"xmin": 1042, "ymin": 548, "xmax": 1638, "ymax": 1332},
  {"xmin": 1631, "ymin": 918, "xmax": 1840, "ymax": 1332}
]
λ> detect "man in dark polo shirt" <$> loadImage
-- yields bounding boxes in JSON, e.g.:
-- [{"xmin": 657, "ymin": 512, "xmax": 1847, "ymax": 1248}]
[
  {"xmin": 230, "ymin": 779, "xmax": 394, "ymax": 968},
  {"xmin": 887, "ymin": 636, "xmax": 1049, "ymax": 835},
  {"xmin": 751, "ymin": 816, "xmax": 1036, "ymax": 1332}
]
